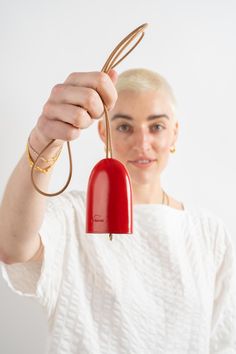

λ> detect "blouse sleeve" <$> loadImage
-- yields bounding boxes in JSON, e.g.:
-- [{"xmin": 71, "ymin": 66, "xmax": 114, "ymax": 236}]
[
  {"xmin": 210, "ymin": 219, "xmax": 236, "ymax": 353},
  {"xmin": 0, "ymin": 194, "xmax": 69, "ymax": 318}
]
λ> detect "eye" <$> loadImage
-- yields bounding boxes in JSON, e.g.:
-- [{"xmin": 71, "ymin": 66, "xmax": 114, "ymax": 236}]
[
  {"xmin": 116, "ymin": 124, "xmax": 133, "ymax": 133},
  {"xmin": 150, "ymin": 124, "xmax": 165, "ymax": 132}
]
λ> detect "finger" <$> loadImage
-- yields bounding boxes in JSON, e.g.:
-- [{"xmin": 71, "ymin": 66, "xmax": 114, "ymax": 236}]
[
  {"xmin": 43, "ymin": 102, "xmax": 94, "ymax": 129},
  {"xmin": 49, "ymin": 86, "xmax": 104, "ymax": 119},
  {"xmin": 38, "ymin": 115, "xmax": 81, "ymax": 141},
  {"xmin": 64, "ymin": 71, "xmax": 118, "ymax": 110},
  {"xmin": 108, "ymin": 69, "xmax": 118, "ymax": 85}
]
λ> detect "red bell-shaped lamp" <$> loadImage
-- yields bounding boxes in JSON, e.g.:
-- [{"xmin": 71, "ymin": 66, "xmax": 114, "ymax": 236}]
[{"xmin": 86, "ymin": 158, "xmax": 133, "ymax": 238}]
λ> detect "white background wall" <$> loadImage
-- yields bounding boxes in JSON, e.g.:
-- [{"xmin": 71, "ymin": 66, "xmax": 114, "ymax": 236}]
[{"xmin": 0, "ymin": 0, "xmax": 235, "ymax": 353}]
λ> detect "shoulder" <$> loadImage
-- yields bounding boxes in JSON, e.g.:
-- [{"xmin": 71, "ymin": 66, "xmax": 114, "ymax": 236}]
[
  {"xmin": 185, "ymin": 202, "xmax": 225, "ymax": 228},
  {"xmin": 185, "ymin": 204, "xmax": 234, "ymax": 264},
  {"xmin": 44, "ymin": 190, "xmax": 86, "ymax": 211},
  {"xmin": 41, "ymin": 190, "xmax": 86, "ymax": 226}
]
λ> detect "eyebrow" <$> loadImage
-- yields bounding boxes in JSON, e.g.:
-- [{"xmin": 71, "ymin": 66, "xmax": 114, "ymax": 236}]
[{"xmin": 110, "ymin": 113, "xmax": 170, "ymax": 121}]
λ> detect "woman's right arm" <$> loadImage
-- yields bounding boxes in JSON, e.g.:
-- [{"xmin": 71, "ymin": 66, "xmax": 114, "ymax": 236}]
[{"xmin": 0, "ymin": 70, "xmax": 118, "ymax": 264}]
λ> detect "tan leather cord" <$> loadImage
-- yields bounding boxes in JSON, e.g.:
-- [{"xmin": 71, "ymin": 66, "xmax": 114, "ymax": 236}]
[{"xmin": 30, "ymin": 23, "xmax": 148, "ymax": 196}]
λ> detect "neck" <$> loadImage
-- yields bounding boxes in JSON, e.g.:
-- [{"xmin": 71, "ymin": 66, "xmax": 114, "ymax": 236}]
[{"xmin": 131, "ymin": 179, "xmax": 164, "ymax": 204}]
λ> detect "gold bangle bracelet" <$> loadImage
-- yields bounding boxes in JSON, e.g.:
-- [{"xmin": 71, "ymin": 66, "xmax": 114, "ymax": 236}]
[
  {"xmin": 27, "ymin": 135, "xmax": 63, "ymax": 163},
  {"xmin": 26, "ymin": 143, "xmax": 59, "ymax": 174}
]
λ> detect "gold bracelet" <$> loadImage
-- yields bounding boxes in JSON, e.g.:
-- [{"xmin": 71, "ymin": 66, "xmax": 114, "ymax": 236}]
[
  {"xmin": 27, "ymin": 135, "xmax": 63, "ymax": 163},
  {"xmin": 26, "ymin": 143, "xmax": 60, "ymax": 174}
]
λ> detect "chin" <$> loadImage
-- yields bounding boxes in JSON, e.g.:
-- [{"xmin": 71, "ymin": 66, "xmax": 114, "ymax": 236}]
[{"xmin": 128, "ymin": 172, "xmax": 155, "ymax": 186}]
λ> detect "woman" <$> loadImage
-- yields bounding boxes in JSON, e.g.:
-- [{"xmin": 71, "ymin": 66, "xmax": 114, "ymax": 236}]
[{"xmin": 0, "ymin": 68, "xmax": 235, "ymax": 353}]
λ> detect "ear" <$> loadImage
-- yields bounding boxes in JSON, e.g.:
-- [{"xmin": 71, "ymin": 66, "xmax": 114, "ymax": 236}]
[
  {"xmin": 171, "ymin": 120, "xmax": 179, "ymax": 146},
  {"xmin": 97, "ymin": 119, "xmax": 106, "ymax": 144}
]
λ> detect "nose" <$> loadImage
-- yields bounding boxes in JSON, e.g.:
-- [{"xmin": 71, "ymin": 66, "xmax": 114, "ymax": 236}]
[{"xmin": 132, "ymin": 128, "xmax": 152, "ymax": 152}]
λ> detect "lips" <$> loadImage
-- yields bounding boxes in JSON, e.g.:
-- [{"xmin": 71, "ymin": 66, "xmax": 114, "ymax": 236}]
[{"xmin": 128, "ymin": 157, "xmax": 157, "ymax": 168}]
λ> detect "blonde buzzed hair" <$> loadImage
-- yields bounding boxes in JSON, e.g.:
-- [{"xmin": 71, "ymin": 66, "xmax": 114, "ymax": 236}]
[{"xmin": 116, "ymin": 68, "xmax": 177, "ymax": 118}]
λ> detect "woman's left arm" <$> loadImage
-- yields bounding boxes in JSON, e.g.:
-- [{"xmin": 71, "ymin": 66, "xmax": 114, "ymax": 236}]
[{"xmin": 210, "ymin": 221, "xmax": 236, "ymax": 353}]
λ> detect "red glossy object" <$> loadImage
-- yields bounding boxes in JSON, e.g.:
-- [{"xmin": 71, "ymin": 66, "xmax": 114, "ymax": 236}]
[{"xmin": 86, "ymin": 158, "xmax": 133, "ymax": 235}]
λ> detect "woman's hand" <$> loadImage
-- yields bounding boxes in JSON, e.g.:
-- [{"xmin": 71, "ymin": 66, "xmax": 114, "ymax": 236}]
[{"xmin": 30, "ymin": 70, "xmax": 118, "ymax": 152}]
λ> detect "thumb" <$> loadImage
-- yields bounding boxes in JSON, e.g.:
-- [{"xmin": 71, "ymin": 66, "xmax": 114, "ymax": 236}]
[{"xmin": 107, "ymin": 69, "xmax": 118, "ymax": 85}]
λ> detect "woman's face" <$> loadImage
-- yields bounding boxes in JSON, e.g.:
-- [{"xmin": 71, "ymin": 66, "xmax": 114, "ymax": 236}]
[{"xmin": 98, "ymin": 89, "xmax": 179, "ymax": 185}]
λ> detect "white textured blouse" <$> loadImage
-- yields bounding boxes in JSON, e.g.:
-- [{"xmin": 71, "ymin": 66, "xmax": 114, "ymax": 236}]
[{"xmin": 1, "ymin": 190, "xmax": 236, "ymax": 353}]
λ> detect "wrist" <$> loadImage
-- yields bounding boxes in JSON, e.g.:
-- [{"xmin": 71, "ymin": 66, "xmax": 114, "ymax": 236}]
[{"xmin": 29, "ymin": 126, "xmax": 64, "ymax": 157}]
